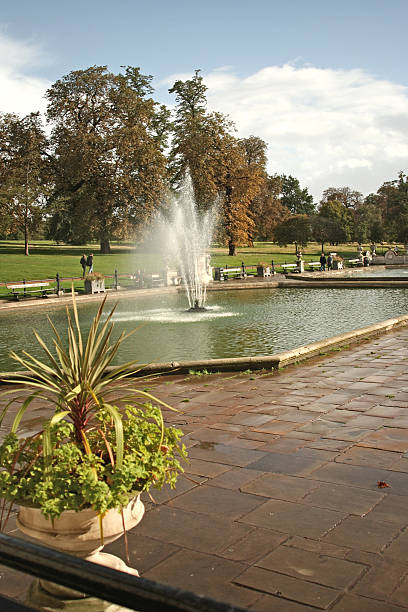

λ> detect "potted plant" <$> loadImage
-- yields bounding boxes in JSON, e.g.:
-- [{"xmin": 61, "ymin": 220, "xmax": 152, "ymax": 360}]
[
  {"xmin": 85, "ymin": 271, "xmax": 105, "ymax": 294},
  {"xmin": 0, "ymin": 293, "xmax": 187, "ymax": 609},
  {"xmin": 332, "ymin": 255, "xmax": 344, "ymax": 270},
  {"xmin": 256, "ymin": 263, "xmax": 271, "ymax": 277}
]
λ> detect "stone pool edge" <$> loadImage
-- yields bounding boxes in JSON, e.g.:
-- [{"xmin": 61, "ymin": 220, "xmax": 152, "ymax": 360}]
[{"xmin": 2, "ymin": 313, "xmax": 408, "ymax": 382}]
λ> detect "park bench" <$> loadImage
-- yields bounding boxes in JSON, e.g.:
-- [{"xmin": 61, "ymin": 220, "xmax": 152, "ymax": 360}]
[
  {"xmin": 214, "ymin": 267, "xmax": 245, "ymax": 281},
  {"xmin": 6, "ymin": 282, "xmax": 53, "ymax": 301},
  {"xmin": 307, "ymin": 261, "xmax": 321, "ymax": 271},
  {"xmin": 347, "ymin": 259, "xmax": 362, "ymax": 267},
  {"xmin": 281, "ymin": 263, "xmax": 298, "ymax": 273}
]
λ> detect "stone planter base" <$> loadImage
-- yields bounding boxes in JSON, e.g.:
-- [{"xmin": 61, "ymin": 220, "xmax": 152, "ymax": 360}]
[
  {"xmin": 28, "ymin": 579, "xmax": 133, "ymax": 612},
  {"xmin": 84, "ymin": 279, "xmax": 105, "ymax": 294},
  {"xmin": 18, "ymin": 497, "xmax": 144, "ymax": 612},
  {"xmin": 257, "ymin": 266, "xmax": 271, "ymax": 277}
]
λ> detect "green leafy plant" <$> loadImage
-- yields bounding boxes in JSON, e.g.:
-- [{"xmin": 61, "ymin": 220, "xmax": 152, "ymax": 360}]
[
  {"xmin": 187, "ymin": 369, "xmax": 210, "ymax": 377},
  {"xmin": 0, "ymin": 293, "xmax": 187, "ymax": 529}
]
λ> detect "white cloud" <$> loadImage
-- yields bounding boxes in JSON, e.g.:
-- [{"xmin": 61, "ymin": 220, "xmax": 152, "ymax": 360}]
[
  {"xmin": 199, "ymin": 64, "xmax": 408, "ymax": 201},
  {"xmin": 0, "ymin": 32, "xmax": 50, "ymax": 117},
  {"xmin": 1, "ymin": 38, "xmax": 407, "ymax": 202}
]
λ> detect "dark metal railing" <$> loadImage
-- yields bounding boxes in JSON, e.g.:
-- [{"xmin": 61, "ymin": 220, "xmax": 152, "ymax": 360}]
[
  {"xmin": 0, "ymin": 594, "xmax": 36, "ymax": 611},
  {"xmin": 0, "ymin": 534, "xmax": 249, "ymax": 612}
]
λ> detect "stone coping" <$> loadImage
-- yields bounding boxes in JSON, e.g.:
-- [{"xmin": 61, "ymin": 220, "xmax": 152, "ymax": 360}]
[
  {"xmin": 2, "ymin": 313, "xmax": 408, "ymax": 382},
  {"xmin": 0, "ymin": 286, "xmax": 178, "ymax": 312},
  {"xmin": 280, "ymin": 279, "xmax": 408, "ymax": 288}
]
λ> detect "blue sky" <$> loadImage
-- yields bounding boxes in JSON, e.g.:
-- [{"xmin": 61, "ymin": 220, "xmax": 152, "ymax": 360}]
[{"xmin": 1, "ymin": 0, "xmax": 408, "ymax": 200}]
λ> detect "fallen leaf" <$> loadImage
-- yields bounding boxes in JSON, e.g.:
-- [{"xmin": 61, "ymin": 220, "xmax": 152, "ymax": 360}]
[{"xmin": 377, "ymin": 481, "xmax": 391, "ymax": 488}]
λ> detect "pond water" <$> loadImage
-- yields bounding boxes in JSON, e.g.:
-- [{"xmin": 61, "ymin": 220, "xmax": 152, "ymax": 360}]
[
  {"xmin": 1, "ymin": 287, "xmax": 408, "ymax": 371},
  {"xmin": 352, "ymin": 267, "xmax": 408, "ymax": 277}
]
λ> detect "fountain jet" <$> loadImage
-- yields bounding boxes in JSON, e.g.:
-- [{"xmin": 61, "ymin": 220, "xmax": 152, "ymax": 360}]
[{"xmin": 162, "ymin": 172, "xmax": 216, "ymax": 310}]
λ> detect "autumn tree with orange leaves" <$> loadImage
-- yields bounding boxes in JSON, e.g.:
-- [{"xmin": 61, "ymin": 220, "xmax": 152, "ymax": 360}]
[{"xmin": 169, "ymin": 72, "xmax": 267, "ymax": 255}]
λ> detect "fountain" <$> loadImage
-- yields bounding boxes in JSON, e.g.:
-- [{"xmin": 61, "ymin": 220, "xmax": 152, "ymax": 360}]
[{"xmin": 160, "ymin": 172, "xmax": 216, "ymax": 311}]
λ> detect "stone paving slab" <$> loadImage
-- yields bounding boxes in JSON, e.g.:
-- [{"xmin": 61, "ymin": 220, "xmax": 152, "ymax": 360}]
[{"xmin": 2, "ymin": 326, "xmax": 408, "ymax": 609}]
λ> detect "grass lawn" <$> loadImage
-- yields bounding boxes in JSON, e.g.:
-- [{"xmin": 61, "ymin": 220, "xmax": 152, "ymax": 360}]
[{"xmin": 0, "ymin": 239, "xmax": 392, "ymax": 298}]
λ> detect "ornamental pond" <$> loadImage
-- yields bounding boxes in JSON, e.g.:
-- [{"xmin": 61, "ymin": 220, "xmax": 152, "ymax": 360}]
[{"xmin": 1, "ymin": 285, "xmax": 408, "ymax": 372}]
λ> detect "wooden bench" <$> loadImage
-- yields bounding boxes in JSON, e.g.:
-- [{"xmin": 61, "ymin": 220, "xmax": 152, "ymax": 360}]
[
  {"xmin": 281, "ymin": 263, "xmax": 298, "ymax": 272},
  {"xmin": 347, "ymin": 259, "xmax": 363, "ymax": 267},
  {"xmin": 307, "ymin": 261, "xmax": 321, "ymax": 271},
  {"xmin": 215, "ymin": 267, "xmax": 245, "ymax": 281},
  {"xmin": 6, "ymin": 282, "xmax": 53, "ymax": 301}
]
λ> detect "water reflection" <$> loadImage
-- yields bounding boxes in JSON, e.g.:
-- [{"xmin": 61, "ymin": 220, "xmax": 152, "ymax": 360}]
[{"xmin": 0, "ymin": 287, "xmax": 407, "ymax": 371}]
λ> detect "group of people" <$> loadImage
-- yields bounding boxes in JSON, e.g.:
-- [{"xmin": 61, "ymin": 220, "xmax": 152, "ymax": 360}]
[
  {"xmin": 319, "ymin": 253, "xmax": 333, "ymax": 271},
  {"xmin": 80, "ymin": 253, "xmax": 94, "ymax": 278}
]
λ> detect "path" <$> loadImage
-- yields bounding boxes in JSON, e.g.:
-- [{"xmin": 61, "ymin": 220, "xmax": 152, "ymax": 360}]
[{"xmin": 2, "ymin": 326, "xmax": 408, "ymax": 610}]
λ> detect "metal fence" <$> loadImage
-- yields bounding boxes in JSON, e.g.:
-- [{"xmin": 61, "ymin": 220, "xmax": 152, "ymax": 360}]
[{"xmin": 0, "ymin": 534, "xmax": 250, "ymax": 612}]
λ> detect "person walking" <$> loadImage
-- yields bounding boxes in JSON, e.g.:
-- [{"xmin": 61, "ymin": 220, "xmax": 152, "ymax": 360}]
[
  {"xmin": 87, "ymin": 253, "xmax": 94, "ymax": 274},
  {"xmin": 80, "ymin": 254, "xmax": 87, "ymax": 278},
  {"xmin": 320, "ymin": 252, "xmax": 327, "ymax": 271},
  {"xmin": 327, "ymin": 254, "xmax": 333, "ymax": 271}
]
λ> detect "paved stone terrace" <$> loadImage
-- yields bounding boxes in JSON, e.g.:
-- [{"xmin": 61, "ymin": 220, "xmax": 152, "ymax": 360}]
[{"xmin": 2, "ymin": 326, "xmax": 408, "ymax": 610}]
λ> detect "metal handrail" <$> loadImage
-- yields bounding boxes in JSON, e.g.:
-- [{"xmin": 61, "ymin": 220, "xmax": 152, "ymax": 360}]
[{"xmin": 0, "ymin": 534, "xmax": 249, "ymax": 612}]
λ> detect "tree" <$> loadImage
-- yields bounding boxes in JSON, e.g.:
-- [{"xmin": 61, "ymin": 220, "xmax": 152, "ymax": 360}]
[
  {"xmin": 280, "ymin": 174, "xmax": 315, "ymax": 215},
  {"xmin": 250, "ymin": 175, "xmax": 290, "ymax": 241},
  {"xmin": 46, "ymin": 66, "xmax": 169, "ymax": 253},
  {"xmin": 353, "ymin": 194, "xmax": 385, "ymax": 244},
  {"xmin": 318, "ymin": 199, "xmax": 353, "ymax": 242},
  {"xmin": 311, "ymin": 215, "xmax": 343, "ymax": 251},
  {"xmin": 218, "ymin": 135, "xmax": 266, "ymax": 255},
  {"xmin": 377, "ymin": 172, "xmax": 408, "ymax": 243},
  {"xmin": 169, "ymin": 72, "xmax": 266, "ymax": 255},
  {"xmin": 169, "ymin": 70, "xmax": 232, "ymax": 210},
  {"xmin": 236, "ymin": 135, "xmax": 268, "ymax": 247},
  {"xmin": 274, "ymin": 214, "xmax": 312, "ymax": 251},
  {"xmin": 0, "ymin": 112, "xmax": 49, "ymax": 255},
  {"xmin": 321, "ymin": 186, "xmax": 363, "ymax": 210}
]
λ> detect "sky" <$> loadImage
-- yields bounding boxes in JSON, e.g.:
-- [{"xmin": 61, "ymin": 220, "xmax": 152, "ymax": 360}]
[{"xmin": 1, "ymin": 0, "xmax": 408, "ymax": 201}]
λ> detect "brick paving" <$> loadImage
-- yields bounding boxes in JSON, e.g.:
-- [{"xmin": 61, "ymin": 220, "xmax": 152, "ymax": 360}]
[{"xmin": 2, "ymin": 326, "xmax": 408, "ymax": 610}]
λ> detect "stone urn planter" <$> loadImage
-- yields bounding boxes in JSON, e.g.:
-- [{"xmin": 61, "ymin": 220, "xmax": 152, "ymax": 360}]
[
  {"xmin": 18, "ymin": 496, "xmax": 144, "ymax": 611},
  {"xmin": 257, "ymin": 265, "xmax": 271, "ymax": 277},
  {"xmin": 84, "ymin": 278, "xmax": 105, "ymax": 294}
]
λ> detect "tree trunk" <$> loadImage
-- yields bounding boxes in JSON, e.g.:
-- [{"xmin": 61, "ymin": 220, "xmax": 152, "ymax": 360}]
[
  {"xmin": 225, "ymin": 180, "xmax": 236, "ymax": 256},
  {"xmin": 228, "ymin": 241, "xmax": 236, "ymax": 256},
  {"xmin": 24, "ymin": 179, "xmax": 29, "ymax": 256},
  {"xmin": 100, "ymin": 238, "xmax": 111, "ymax": 254},
  {"xmin": 321, "ymin": 241, "xmax": 324, "ymax": 252},
  {"xmin": 24, "ymin": 221, "xmax": 29, "ymax": 256}
]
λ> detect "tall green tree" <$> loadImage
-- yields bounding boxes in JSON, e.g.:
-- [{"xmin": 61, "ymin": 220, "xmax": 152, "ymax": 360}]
[
  {"xmin": 354, "ymin": 194, "xmax": 385, "ymax": 244},
  {"xmin": 318, "ymin": 199, "xmax": 353, "ymax": 242},
  {"xmin": 46, "ymin": 66, "xmax": 170, "ymax": 253},
  {"xmin": 311, "ymin": 215, "xmax": 343, "ymax": 251},
  {"xmin": 377, "ymin": 172, "xmax": 408, "ymax": 243},
  {"xmin": 274, "ymin": 214, "xmax": 312, "ymax": 251},
  {"xmin": 169, "ymin": 70, "xmax": 232, "ymax": 210},
  {"xmin": 0, "ymin": 112, "xmax": 49, "ymax": 255},
  {"xmin": 279, "ymin": 174, "xmax": 315, "ymax": 215}
]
